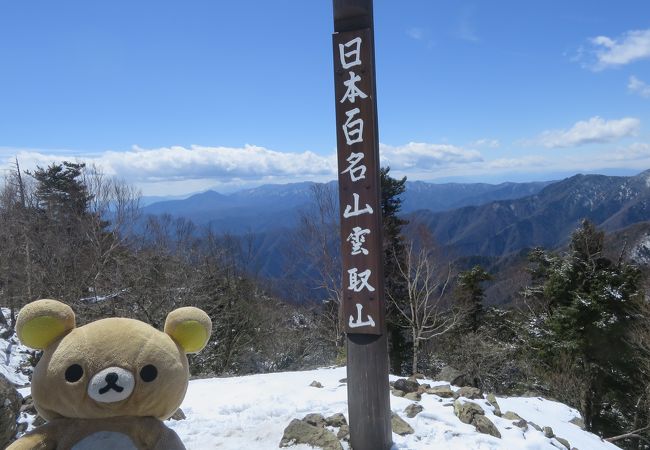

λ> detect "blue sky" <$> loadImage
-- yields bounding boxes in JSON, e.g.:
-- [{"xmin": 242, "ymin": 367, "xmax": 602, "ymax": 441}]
[{"xmin": 1, "ymin": 1, "xmax": 649, "ymax": 195}]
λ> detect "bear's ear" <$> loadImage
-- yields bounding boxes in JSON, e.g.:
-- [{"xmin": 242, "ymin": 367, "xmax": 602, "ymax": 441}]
[
  {"xmin": 16, "ymin": 299, "xmax": 76, "ymax": 350},
  {"xmin": 164, "ymin": 307, "xmax": 212, "ymax": 354}
]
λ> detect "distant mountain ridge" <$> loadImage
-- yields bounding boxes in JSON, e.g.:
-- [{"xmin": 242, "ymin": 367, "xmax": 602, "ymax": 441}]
[
  {"xmin": 143, "ymin": 179, "xmax": 553, "ymax": 233},
  {"xmin": 412, "ymin": 170, "xmax": 650, "ymax": 257}
]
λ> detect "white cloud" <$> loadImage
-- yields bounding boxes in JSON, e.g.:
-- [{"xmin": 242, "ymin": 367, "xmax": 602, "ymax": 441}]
[
  {"xmin": 527, "ymin": 116, "xmax": 640, "ymax": 148},
  {"xmin": 471, "ymin": 138, "xmax": 500, "ymax": 149},
  {"xmin": 588, "ymin": 29, "xmax": 650, "ymax": 70},
  {"xmin": 379, "ymin": 142, "xmax": 482, "ymax": 170},
  {"xmin": 628, "ymin": 76, "xmax": 650, "ymax": 98}
]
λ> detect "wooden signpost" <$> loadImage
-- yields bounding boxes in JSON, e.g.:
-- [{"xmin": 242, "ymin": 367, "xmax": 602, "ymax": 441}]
[{"xmin": 332, "ymin": 1, "xmax": 392, "ymax": 449}]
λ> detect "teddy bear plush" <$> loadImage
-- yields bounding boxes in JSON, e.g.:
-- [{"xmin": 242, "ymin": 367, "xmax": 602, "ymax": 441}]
[{"xmin": 8, "ymin": 299, "xmax": 212, "ymax": 450}]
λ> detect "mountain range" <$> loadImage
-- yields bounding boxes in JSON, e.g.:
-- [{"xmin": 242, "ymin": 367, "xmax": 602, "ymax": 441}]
[{"xmin": 142, "ymin": 171, "xmax": 650, "ymax": 294}]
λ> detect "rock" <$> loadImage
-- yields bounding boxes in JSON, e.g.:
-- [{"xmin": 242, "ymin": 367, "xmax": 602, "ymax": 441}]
[
  {"xmin": 569, "ymin": 416, "xmax": 585, "ymax": 429},
  {"xmin": 426, "ymin": 384, "xmax": 455, "ymax": 398},
  {"xmin": 412, "ymin": 373, "xmax": 425, "ymax": 380},
  {"xmin": 338, "ymin": 378, "xmax": 347, "ymax": 384},
  {"xmin": 404, "ymin": 392, "xmax": 422, "ymax": 402},
  {"xmin": 391, "ymin": 412, "xmax": 414, "ymax": 436},
  {"xmin": 393, "ymin": 378, "xmax": 420, "ymax": 394},
  {"xmin": 325, "ymin": 413, "xmax": 347, "ymax": 428},
  {"xmin": 457, "ymin": 386, "xmax": 483, "ymax": 400},
  {"xmin": 303, "ymin": 413, "xmax": 327, "ymax": 428},
  {"xmin": 391, "ymin": 389, "xmax": 405, "ymax": 398},
  {"xmin": 528, "ymin": 421, "xmax": 542, "ymax": 432},
  {"xmin": 514, "ymin": 419, "xmax": 528, "ymax": 431},
  {"xmin": 405, "ymin": 403, "xmax": 423, "ymax": 418},
  {"xmin": 20, "ymin": 395, "xmax": 36, "ymax": 415},
  {"xmin": 486, "ymin": 393, "xmax": 502, "ymax": 417},
  {"xmin": 417, "ymin": 384, "xmax": 431, "ymax": 394},
  {"xmin": 437, "ymin": 366, "xmax": 468, "ymax": 386},
  {"xmin": 309, "ymin": 380, "xmax": 323, "ymax": 388},
  {"xmin": 170, "ymin": 408, "xmax": 186, "ymax": 420},
  {"xmin": 32, "ymin": 415, "xmax": 46, "ymax": 427},
  {"xmin": 279, "ymin": 419, "xmax": 343, "ymax": 450},
  {"xmin": 473, "ymin": 415, "xmax": 502, "ymax": 438},
  {"xmin": 0, "ymin": 373, "xmax": 21, "ymax": 449},
  {"xmin": 453, "ymin": 400, "xmax": 485, "ymax": 424},
  {"xmin": 502, "ymin": 411, "xmax": 523, "ymax": 421},
  {"xmin": 543, "ymin": 426, "xmax": 555, "ymax": 438},
  {"xmin": 555, "ymin": 437, "xmax": 571, "ymax": 449},
  {"xmin": 336, "ymin": 424, "xmax": 350, "ymax": 441}
]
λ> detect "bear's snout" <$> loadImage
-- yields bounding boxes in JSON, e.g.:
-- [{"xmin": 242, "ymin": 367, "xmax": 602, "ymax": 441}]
[{"xmin": 88, "ymin": 367, "xmax": 135, "ymax": 403}]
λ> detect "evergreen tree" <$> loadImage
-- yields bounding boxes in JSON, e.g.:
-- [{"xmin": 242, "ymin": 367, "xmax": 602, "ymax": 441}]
[
  {"xmin": 32, "ymin": 162, "xmax": 92, "ymax": 221},
  {"xmin": 525, "ymin": 219, "xmax": 644, "ymax": 435},
  {"xmin": 456, "ymin": 265, "xmax": 491, "ymax": 332},
  {"xmin": 380, "ymin": 166, "xmax": 410, "ymax": 375}
]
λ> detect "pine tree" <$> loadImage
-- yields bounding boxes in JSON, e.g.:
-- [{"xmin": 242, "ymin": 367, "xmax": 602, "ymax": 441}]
[
  {"xmin": 456, "ymin": 265, "xmax": 491, "ymax": 332},
  {"xmin": 525, "ymin": 219, "xmax": 644, "ymax": 435},
  {"xmin": 380, "ymin": 166, "xmax": 410, "ymax": 375}
]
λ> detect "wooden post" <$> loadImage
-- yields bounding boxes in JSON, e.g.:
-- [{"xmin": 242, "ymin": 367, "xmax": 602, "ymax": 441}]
[{"xmin": 332, "ymin": 1, "xmax": 392, "ymax": 449}]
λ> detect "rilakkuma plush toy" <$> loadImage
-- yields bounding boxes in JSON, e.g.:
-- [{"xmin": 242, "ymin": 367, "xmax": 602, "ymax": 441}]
[{"xmin": 8, "ymin": 299, "xmax": 212, "ymax": 450}]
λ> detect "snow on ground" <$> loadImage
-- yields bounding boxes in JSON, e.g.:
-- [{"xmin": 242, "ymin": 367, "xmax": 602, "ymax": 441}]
[
  {"xmin": 2, "ymin": 314, "xmax": 619, "ymax": 450},
  {"xmin": 0, "ymin": 308, "xmax": 31, "ymax": 386},
  {"xmin": 162, "ymin": 366, "xmax": 620, "ymax": 450}
]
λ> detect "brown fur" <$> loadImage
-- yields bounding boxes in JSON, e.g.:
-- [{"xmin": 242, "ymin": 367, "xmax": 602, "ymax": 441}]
[{"xmin": 8, "ymin": 300, "xmax": 211, "ymax": 450}]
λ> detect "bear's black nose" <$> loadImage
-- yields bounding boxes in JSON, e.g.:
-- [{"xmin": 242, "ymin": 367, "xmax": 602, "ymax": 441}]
[
  {"xmin": 98, "ymin": 372, "xmax": 124, "ymax": 395},
  {"xmin": 105, "ymin": 372, "xmax": 118, "ymax": 383}
]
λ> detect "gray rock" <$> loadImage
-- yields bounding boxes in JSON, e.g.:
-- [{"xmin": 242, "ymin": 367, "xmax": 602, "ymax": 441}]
[
  {"xmin": 473, "ymin": 414, "xmax": 502, "ymax": 439},
  {"xmin": 453, "ymin": 400, "xmax": 485, "ymax": 424},
  {"xmin": 528, "ymin": 421, "xmax": 542, "ymax": 432},
  {"xmin": 336, "ymin": 424, "xmax": 350, "ymax": 441},
  {"xmin": 393, "ymin": 378, "xmax": 420, "ymax": 394},
  {"xmin": 555, "ymin": 437, "xmax": 571, "ymax": 449},
  {"xmin": 426, "ymin": 384, "xmax": 455, "ymax": 398},
  {"xmin": 569, "ymin": 416, "xmax": 585, "ymax": 429},
  {"xmin": 486, "ymin": 393, "xmax": 502, "ymax": 417},
  {"xmin": 0, "ymin": 373, "xmax": 21, "ymax": 449},
  {"xmin": 543, "ymin": 426, "xmax": 555, "ymax": 438},
  {"xmin": 412, "ymin": 373, "xmax": 426, "ymax": 380},
  {"xmin": 405, "ymin": 403, "xmax": 423, "ymax": 418},
  {"xmin": 457, "ymin": 386, "xmax": 483, "ymax": 400},
  {"xmin": 338, "ymin": 378, "xmax": 347, "ymax": 384},
  {"xmin": 325, "ymin": 413, "xmax": 347, "ymax": 428},
  {"xmin": 514, "ymin": 419, "xmax": 528, "ymax": 431},
  {"xmin": 279, "ymin": 419, "xmax": 343, "ymax": 450},
  {"xmin": 437, "ymin": 365, "xmax": 465, "ymax": 384},
  {"xmin": 502, "ymin": 411, "xmax": 523, "ymax": 421},
  {"xmin": 404, "ymin": 392, "xmax": 422, "ymax": 402},
  {"xmin": 170, "ymin": 408, "xmax": 186, "ymax": 420},
  {"xmin": 309, "ymin": 380, "xmax": 324, "ymax": 388},
  {"xmin": 303, "ymin": 413, "xmax": 327, "ymax": 428},
  {"xmin": 391, "ymin": 412, "xmax": 415, "ymax": 436},
  {"xmin": 391, "ymin": 389, "xmax": 405, "ymax": 398}
]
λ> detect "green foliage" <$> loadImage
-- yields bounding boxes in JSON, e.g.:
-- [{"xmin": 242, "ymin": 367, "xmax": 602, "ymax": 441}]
[
  {"xmin": 380, "ymin": 167, "xmax": 410, "ymax": 375},
  {"xmin": 31, "ymin": 162, "xmax": 92, "ymax": 220},
  {"xmin": 456, "ymin": 265, "xmax": 492, "ymax": 332},
  {"xmin": 524, "ymin": 220, "xmax": 644, "ymax": 435}
]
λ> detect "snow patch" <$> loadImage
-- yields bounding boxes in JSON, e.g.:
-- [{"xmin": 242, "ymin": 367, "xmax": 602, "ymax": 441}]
[{"xmin": 0, "ymin": 308, "xmax": 32, "ymax": 386}]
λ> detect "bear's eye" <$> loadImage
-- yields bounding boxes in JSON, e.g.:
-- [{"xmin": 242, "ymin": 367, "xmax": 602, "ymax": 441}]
[
  {"xmin": 140, "ymin": 364, "xmax": 158, "ymax": 382},
  {"xmin": 65, "ymin": 364, "xmax": 84, "ymax": 383}
]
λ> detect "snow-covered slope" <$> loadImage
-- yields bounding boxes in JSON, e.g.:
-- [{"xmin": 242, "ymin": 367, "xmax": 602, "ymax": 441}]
[
  {"xmin": 163, "ymin": 366, "xmax": 618, "ymax": 450},
  {"xmin": 1, "ymin": 308, "xmax": 31, "ymax": 386},
  {"xmin": 3, "ymin": 313, "xmax": 619, "ymax": 450}
]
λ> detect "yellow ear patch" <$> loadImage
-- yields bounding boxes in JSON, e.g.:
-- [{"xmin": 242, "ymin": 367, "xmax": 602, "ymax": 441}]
[
  {"xmin": 16, "ymin": 299, "xmax": 76, "ymax": 349},
  {"xmin": 164, "ymin": 307, "xmax": 212, "ymax": 354},
  {"xmin": 19, "ymin": 316, "xmax": 68, "ymax": 349},
  {"xmin": 169, "ymin": 320, "xmax": 208, "ymax": 354}
]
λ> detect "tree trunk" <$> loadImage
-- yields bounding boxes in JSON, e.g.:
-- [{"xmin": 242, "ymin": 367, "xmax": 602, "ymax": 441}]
[{"xmin": 411, "ymin": 334, "xmax": 419, "ymax": 375}]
